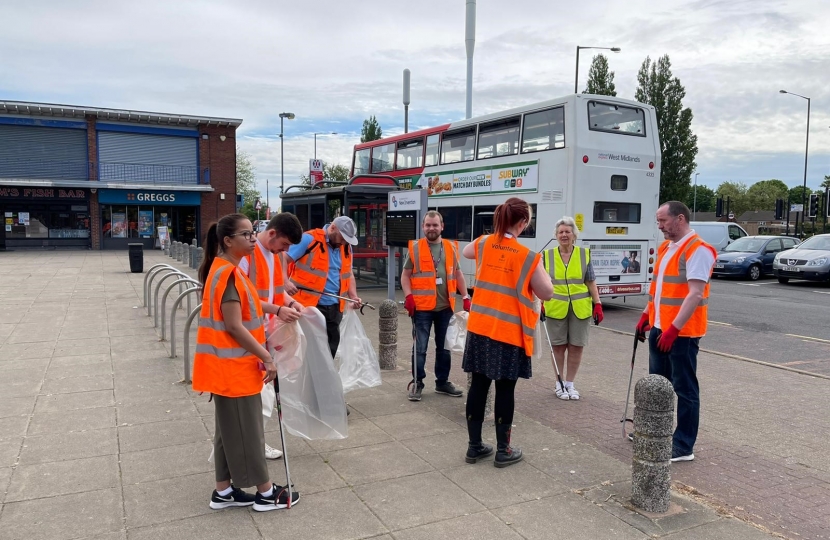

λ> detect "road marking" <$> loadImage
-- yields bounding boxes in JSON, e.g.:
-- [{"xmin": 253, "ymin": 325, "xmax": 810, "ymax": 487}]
[
  {"xmin": 812, "ymin": 291, "xmax": 830, "ymax": 295},
  {"xmin": 709, "ymin": 321, "xmax": 733, "ymax": 326},
  {"xmin": 785, "ymin": 333, "xmax": 830, "ymax": 344},
  {"xmin": 735, "ymin": 281, "xmax": 778, "ymax": 286}
]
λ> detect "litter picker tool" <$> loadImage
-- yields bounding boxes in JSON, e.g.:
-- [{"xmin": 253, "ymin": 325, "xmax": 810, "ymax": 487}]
[
  {"xmin": 539, "ymin": 311, "xmax": 568, "ymax": 396},
  {"xmin": 295, "ymin": 286, "xmax": 376, "ymax": 314},
  {"xmin": 621, "ymin": 331, "xmax": 643, "ymax": 440},
  {"xmin": 273, "ymin": 376, "xmax": 296, "ymax": 508}
]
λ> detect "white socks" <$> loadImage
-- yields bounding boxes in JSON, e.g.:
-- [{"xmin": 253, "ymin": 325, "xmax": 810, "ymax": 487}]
[
  {"xmin": 261, "ymin": 485, "xmax": 274, "ymax": 497},
  {"xmin": 217, "ymin": 486, "xmax": 233, "ymax": 496},
  {"xmin": 565, "ymin": 381, "xmax": 574, "ymax": 389}
]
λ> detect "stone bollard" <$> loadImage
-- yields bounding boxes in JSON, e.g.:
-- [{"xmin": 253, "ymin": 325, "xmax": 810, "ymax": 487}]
[
  {"xmin": 194, "ymin": 247, "xmax": 203, "ymax": 270},
  {"xmin": 190, "ymin": 245, "xmax": 197, "ymax": 269},
  {"xmin": 378, "ymin": 300, "xmax": 398, "ymax": 370},
  {"xmin": 631, "ymin": 374, "xmax": 675, "ymax": 513},
  {"xmin": 171, "ymin": 242, "xmax": 178, "ymax": 259},
  {"xmin": 176, "ymin": 242, "xmax": 184, "ymax": 263},
  {"xmin": 182, "ymin": 244, "xmax": 190, "ymax": 266}
]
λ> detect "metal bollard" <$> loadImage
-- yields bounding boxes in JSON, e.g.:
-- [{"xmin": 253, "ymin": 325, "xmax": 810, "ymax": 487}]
[
  {"xmin": 378, "ymin": 299, "xmax": 398, "ymax": 369},
  {"xmin": 631, "ymin": 374, "xmax": 675, "ymax": 513}
]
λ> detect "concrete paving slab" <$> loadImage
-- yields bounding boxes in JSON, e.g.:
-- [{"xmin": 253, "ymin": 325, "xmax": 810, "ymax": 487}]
[
  {"xmin": 0, "ymin": 341, "xmax": 56, "ymax": 360},
  {"xmin": 126, "ymin": 511, "xmax": 259, "ymax": 540},
  {"xmin": 266, "ymin": 453, "xmax": 347, "ymax": 495},
  {"xmin": 49, "ymin": 353, "xmax": 112, "ymax": 368},
  {"xmin": 46, "ymin": 361, "xmax": 113, "ymax": 381},
  {"xmin": 346, "ymin": 392, "xmax": 422, "ymax": 418},
  {"xmin": 6, "ymin": 324, "xmax": 58, "ymax": 343},
  {"xmin": 370, "ymin": 409, "xmax": 463, "ymax": 441},
  {"xmin": 443, "ymin": 460, "xmax": 570, "ymax": 509},
  {"xmin": 305, "ymin": 417, "xmax": 393, "ymax": 453},
  {"xmin": 662, "ymin": 517, "xmax": 783, "ymax": 539},
  {"xmin": 528, "ymin": 440, "xmax": 631, "ymax": 489},
  {"xmin": 392, "ymin": 510, "xmax": 524, "ymax": 540},
  {"xmin": 41, "ymin": 373, "xmax": 114, "ymax": 394},
  {"xmin": 0, "ymin": 415, "xmax": 29, "ymax": 439},
  {"xmin": 123, "ymin": 472, "xmax": 215, "ymax": 528},
  {"xmin": 0, "ymin": 368, "xmax": 43, "ymax": 397},
  {"xmin": 118, "ymin": 417, "xmax": 209, "ymax": 453},
  {"xmin": 53, "ymin": 337, "xmax": 112, "ymax": 356},
  {"xmin": 114, "ymin": 381, "xmax": 191, "ymax": 405},
  {"xmin": 19, "ymin": 427, "xmax": 118, "ymax": 465},
  {"xmin": 0, "ymin": 466, "xmax": 12, "ymax": 503},
  {"xmin": 399, "ymin": 429, "xmax": 482, "ymax": 471},
  {"xmin": 263, "ymin": 431, "xmax": 317, "ymax": 458},
  {"xmin": 0, "ymin": 487, "xmax": 123, "ymax": 540},
  {"xmin": 0, "ymin": 437, "xmax": 22, "ymax": 468},
  {"xmin": 5, "ymin": 454, "xmax": 120, "ymax": 502},
  {"xmin": 116, "ymin": 398, "xmax": 198, "ymax": 426},
  {"xmin": 120, "ymin": 441, "xmax": 213, "ymax": 484},
  {"xmin": 27, "ymin": 406, "xmax": 116, "ymax": 436},
  {"xmin": 249, "ymin": 487, "xmax": 389, "ymax": 540},
  {"xmin": 0, "ymin": 396, "xmax": 35, "ymax": 419},
  {"xmin": 323, "ymin": 441, "xmax": 433, "ymax": 486},
  {"xmin": 35, "ymin": 389, "xmax": 115, "ymax": 413}
]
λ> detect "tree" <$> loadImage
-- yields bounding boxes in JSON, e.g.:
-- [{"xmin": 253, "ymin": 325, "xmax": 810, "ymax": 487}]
[
  {"xmin": 360, "ymin": 116, "xmax": 383, "ymax": 143},
  {"xmin": 788, "ymin": 185, "xmax": 811, "ymax": 208},
  {"xmin": 684, "ymin": 184, "xmax": 716, "ymax": 213},
  {"xmin": 746, "ymin": 179, "xmax": 789, "ymax": 211},
  {"xmin": 236, "ymin": 148, "xmax": 263, "ymax": 222},
  {"xmin": 635, "ymin": 55, "xmax": 698, "ymax": 204},
  {"xmin": 583, "ymin": 54, "xmax": 617, "ymax": 96},
  {"xmin": 715, "ymin": 181, "xmax": 750, "ymax": 217},
  {"xmin": 820, "ymin": 175, "xmax": 830, "ymax": 191}
]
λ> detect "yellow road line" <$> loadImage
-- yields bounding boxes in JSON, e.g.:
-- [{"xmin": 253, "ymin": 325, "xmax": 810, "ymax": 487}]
[{"xmin": 785, "ymin": 333, "xmax": 830, "ymax": 344}]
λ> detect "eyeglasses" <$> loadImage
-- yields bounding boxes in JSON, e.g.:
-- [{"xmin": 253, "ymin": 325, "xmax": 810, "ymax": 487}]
[{"xmin": 229, "ymin": 230, "xmax": 256, "ymax": 240}]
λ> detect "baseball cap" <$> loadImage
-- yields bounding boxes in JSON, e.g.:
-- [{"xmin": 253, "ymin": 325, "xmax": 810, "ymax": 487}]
[{"xmin": 332, "ymin": 216, "xmax": 358, "ymax": 246}]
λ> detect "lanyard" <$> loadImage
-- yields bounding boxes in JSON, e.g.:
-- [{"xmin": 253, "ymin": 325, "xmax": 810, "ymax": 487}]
[{"xmin": 431, "ymin": 241, "xmax": 443, "ymax": 268}]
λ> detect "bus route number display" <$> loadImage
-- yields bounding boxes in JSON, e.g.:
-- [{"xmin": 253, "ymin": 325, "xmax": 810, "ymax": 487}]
[{"xmin": 385, "ymin": 211, "xmax": 418, "ymax": 247}]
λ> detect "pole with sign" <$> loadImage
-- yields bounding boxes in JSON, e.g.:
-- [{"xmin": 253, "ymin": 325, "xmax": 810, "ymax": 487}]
[
  {"xmin": 255, "ymin": 199, "xmax": 262, "ymax": 222},
  {"xmin": 385, "ymin": 189, "xmax": 428, "ymax": 300},
  {"xmin": 309, "ymin": 159, "xmax": 324, "ymax": 186}
]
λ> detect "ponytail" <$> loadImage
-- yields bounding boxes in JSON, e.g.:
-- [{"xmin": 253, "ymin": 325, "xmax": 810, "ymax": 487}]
[
  {"xmin": 199, "ymin": 222, "xmax": 219, "ymax": 285},
  {"xmin": 493, "ymin": 197, "xmax": 530, "ymax": 238}
]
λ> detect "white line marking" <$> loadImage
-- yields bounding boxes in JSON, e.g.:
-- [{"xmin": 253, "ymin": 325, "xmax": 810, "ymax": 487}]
[
  {"xmin": 709, "ymin": 321, "xmax": 733, "ymax": 326},
  {"xmin": 784, "ymin": 333, "xmax": 830, "ymax": 344},
  {"xmin": 735, "ymin": 281, "xmax": 777, "ymax": 286},
  {"xmin": 811, "ymin": 291, "xmax": 830, "ymax": 295}
]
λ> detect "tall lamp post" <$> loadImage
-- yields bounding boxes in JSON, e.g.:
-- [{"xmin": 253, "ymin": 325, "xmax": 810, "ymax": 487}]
[
  {"xmin": 779, "ymin": 90, "xmax": 810, "ymax": 237},
  {"xmin": 279, "ymin": 112, "xmax": 295, "ymax": 197},
  {"xmin": 575, "ymin": 46, "xmax": 621, "ymax": 93},
  {"xmin": 693, "ymin": 172, "xmax": 699, "ymax": 219},
  {"xmin": 313, "ymin": 132, "xmax": 337, "ymax": 160}
]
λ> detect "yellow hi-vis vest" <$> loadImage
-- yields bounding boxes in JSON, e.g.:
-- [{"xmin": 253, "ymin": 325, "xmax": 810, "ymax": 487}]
[{"xmin": 542, "ymin": 246, "xmax": 592, "ymax": 320}]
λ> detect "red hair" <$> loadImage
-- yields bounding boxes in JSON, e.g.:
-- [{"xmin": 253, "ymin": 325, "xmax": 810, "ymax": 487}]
[{"xmin": 493, "ymin": 197, "xmax": 530, "ymax": 238}]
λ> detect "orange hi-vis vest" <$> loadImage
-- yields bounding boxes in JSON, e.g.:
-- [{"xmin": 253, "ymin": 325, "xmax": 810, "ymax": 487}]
[
  {"xmin": 192, "ymin": 258, "xmax": 266, "ymax": 398},
  {"xmin": 408, "ymin": 237, "xmax": 457, "ymax": 312},
  {"xmin": 244, "ymin": 242, "xmax": 286, "ymax": 308},
  {"xmin": 648, "ymin": 234, "xmax": 716, "ymax": 337},
  {"xmin": 468, "ymin": 234, "xmax": 541, "ymax": 356},
  {"xmin": 289, "ymin": 228, "xmax": 352, "ymax": 310}
]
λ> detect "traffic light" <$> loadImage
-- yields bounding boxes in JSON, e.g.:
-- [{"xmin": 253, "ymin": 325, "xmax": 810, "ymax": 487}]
[
  {"xmin": 809, "ymin": 193, "xmax": 818, "ymax": 218},
  {"xmin": 774, "ymin": 199, "xmax": 784, "ymax": 220},
  {"xmin": 715, "ymin": 197, "xmax": 724, "ymax": 218},
  {"xmin": 826, "ymin": 188, "xmax": 830, "ymax": 219}
]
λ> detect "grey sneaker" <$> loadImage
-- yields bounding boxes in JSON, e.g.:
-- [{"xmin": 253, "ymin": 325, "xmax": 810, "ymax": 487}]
[
  {"xmin": 435, "ymin": 381, "xmax": 463, "ymax": 397},
  {"xmin": 408, "ymin": 380, "xmax": 424, "ymax": 401}
]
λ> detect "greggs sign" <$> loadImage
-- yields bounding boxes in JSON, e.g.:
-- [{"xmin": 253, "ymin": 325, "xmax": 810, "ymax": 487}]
[{"xmin": 97, "ymin": 189, "xmax": 202, "ymax": 206}]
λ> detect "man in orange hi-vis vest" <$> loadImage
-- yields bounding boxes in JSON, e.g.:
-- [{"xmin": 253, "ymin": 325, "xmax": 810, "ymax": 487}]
[
  {"xmin": 239, "ymin": 212, "xmax": 304, "ymax": 460},
  {"xmin": 401, "ymin": 211, "xmax": 470, "ymax": 401},
  {"xmin": 635, "ymin": 201, "xmax": 716, "ymax": 464}
]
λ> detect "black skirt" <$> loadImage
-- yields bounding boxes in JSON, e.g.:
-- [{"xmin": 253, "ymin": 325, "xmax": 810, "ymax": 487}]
[{"xmin": 462, "ymin": 331, "xmax": 532, "ymax": 381}]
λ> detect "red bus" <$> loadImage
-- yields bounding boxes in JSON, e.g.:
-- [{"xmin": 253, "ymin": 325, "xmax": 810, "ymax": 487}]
[{"xmin": 350, "ymin": 124, "xmax": 450, "ymax": 189}]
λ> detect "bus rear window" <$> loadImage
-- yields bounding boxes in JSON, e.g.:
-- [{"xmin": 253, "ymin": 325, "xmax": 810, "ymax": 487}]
[
  {"xmin": 521, "ymin": 107, "xmax": 565, "ymax": 153},
  {"xmin": 593, "ymin": 202, "xmax": 641, "ymax": 223},
  {"xmin": 440, "ymin": 127, "xmax": 476, "ymax": 164},
  {"xmin": 588, "ymin": 101, "xmax": 646, "ymax": 136},
  {"xmin": 354, "ymin": 148, "xmax": 370, "ymax": 175},
  {"xmin": 396, "ymin": 138, "xmax": 424, "ymax": 170}
]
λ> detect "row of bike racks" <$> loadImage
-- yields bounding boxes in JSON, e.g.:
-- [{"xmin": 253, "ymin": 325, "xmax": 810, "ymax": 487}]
[{"xmin": 143, "ymin": 263, "xmax": 202, "ymax": 383}]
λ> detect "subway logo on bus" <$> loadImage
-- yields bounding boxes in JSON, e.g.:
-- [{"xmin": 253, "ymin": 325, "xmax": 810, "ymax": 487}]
[{"xmin": 499, "ymin": 167, "xmax": 530, "ymax": 189}]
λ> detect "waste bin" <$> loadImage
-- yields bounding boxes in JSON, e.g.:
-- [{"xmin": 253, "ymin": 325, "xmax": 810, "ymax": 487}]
[{"xmin": 128, "ymin": 243, "xmax": 144, "ymax": 273}]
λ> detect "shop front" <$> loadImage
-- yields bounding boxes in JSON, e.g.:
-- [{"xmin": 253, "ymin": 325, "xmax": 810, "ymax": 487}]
[
  {"xmin": 0, "ymin": 186, "xmax": 91, "ymax": 249},
  {"xmin": 97, "ymin": 189, "xmax": 201, "ymax": 250}
]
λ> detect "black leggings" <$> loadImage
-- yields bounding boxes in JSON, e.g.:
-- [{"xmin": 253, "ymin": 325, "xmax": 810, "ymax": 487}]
[{"xmin": 466, "ymin": 372, "xmax": 517, "ymax": 426}]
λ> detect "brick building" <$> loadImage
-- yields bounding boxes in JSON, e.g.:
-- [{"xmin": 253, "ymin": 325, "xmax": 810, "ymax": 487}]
[{"xmin": 0, "ymin": 101, "xmax": 241, "ymax": 250}]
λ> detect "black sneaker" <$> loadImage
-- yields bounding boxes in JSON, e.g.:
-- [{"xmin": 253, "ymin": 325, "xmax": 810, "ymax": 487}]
[
  {"xmin": 408, "ymin": 380, "xmax": 424, "ymax": 401},
  {"xmin": 209, "ymin": 486, "xmax": 256, "ymax": 509},
  {"xmin": 435, "ymin": 381, "xmax": 463, "ymax": 397},
  {"xmin": 670, "ymin": 448, "xmax": 694, "ymax": 462},
  {"xmin": 253, "ymin": 483, "xmax": 300, "ymax": 512}
]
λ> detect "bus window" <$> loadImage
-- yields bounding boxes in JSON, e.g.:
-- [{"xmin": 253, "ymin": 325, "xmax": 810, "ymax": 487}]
[
  {"xmin": 593, "ymin": 202, "xmax": 641, "ymax": 223},
  {"xmin": 371, "ymin": 143, "xmax": 395, "ymax": 173},
  {"xmin": 396, "ymin": 138, "xmax": 424, "ymax": 170},
  {"xmin": 477, "ymin": 116, "xmax": 521, "ymax": 159},
  {"xmin": 610, "ymin": 175, "xmax": 628, "ymax": 191},
  {"xmin": 473, "ymin": 204, "xmax": 536, "ymax": 238},
  {"xmin": 521, "ymin": 107, "xmax": 565, "ymax": 153},
  {"xmin": 425, "ymin": 134, "xmax": 440, "ymax": 167},
  {"xmin": 587, "ymin": 101, "xmax": 646, "ymax": 136},
  {"xmin": 440, "ymin": 127, "xmax": 477, "ymax": 164},
  {"xmin": 354, "ymin": 148, "xmax": 370, "ymax": 175},
  {"xmin": 428, "ymin": 206, "xmax": 472, "ymax": 241}
]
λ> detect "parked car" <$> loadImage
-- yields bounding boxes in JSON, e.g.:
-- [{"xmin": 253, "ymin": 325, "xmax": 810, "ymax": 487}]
[
  {"xmin": 713, "ymin": 236, "xmax": 800, "ymax": 280},
  {"xmin": 691, "ymin": 221, "xmax": 749, "ymax": 251},
  {"xmin": 773, "ymin": 233, "xmax": 830, "ymax": 283}
]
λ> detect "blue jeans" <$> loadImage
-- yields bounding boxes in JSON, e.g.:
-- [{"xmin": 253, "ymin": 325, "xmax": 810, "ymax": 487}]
[
  {"xmin": 648, "ymin": 328, "xmax": 700, "ymax": 456},
  {"xmin": 410, "ymin": 308, "xmax": 453, "ymax": 385}
]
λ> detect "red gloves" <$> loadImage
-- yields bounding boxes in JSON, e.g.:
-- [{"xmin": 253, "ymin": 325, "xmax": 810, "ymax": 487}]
[
  {"xmin": 656, "ymin": 324, "xmax": 680, "ymax": 352},
  {"xmin": 592, "ymin": 304, "xmax": 603, "ymax": 325},
  {"xmin": 404, "ymin": 294, "xmax": 416, "ymax": 317},
  {"xmin": 635, "ymin": 312, "xmax": 650, "ymax": 342},
  {"xmin": 463, "ymin": 297, "xmax": 472, "ymax": 312}
]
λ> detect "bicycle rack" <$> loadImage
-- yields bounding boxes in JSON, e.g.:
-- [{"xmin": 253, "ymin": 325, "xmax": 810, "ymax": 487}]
[
  {"xmin": 183, "ymin": 303, "xmax": 202, "ymax": 383},
  {"xmin": 170, "ymin": 287, "xmax": 204, "ymax": 357},
  {"xmin": 152, "ymin": 271, "xmax": 190, "ymax": 327},
  {"xmin": 160, "ymin": 278, "xmax": 202, "ymax": 340},
  {"xmin": 144, "ymin": 264, "xmax": 177, "ymax": 311}
]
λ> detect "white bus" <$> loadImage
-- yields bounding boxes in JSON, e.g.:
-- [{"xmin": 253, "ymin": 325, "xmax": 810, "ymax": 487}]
[{"xmin": 414, "ymin": 94, "xmax": 661, "ymax": 298}]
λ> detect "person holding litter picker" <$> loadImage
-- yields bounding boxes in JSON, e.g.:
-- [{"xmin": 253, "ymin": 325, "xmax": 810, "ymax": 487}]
[
  {"xmin": 193, "ymin": 213, "xmax": 299, "ymax": 512},
  {"xmin": 401, "ymin": 210, "xmax": 470, "ymax": 401},
  {"xmin": 542, "ymin": 216, "xmax": 603, "ymax": 401},
  {"xmin": 461, "ymin": 197, "xmax": 554, "ymax": 468},
  {"xmin": 635, "ymin": 201, "xmax": 716, "ymax": 463}
]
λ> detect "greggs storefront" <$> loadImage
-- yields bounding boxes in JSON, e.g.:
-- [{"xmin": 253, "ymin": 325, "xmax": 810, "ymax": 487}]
[{"xmin": 97, "ymin": 188, "xmax": 201, "ymax": 250}]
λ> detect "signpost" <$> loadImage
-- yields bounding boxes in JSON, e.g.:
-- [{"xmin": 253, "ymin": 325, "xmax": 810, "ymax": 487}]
[
  {"xmin": 385, "ymin": 188, "xmax": 428, "ymax": 300},
  {"xmin": 309, "ymin": 159, "xmax": 324, "ymax": 186}
]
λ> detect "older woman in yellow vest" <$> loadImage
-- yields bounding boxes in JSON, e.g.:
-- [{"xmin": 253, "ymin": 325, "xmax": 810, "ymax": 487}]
[{"xmin": 542, "ymin": 216, "xmax": 603, "ymax": 401}]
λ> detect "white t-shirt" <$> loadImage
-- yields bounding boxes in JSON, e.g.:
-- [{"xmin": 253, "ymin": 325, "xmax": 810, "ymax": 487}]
[
  {"xmin": 238, "ymin": 239, "xmax": 275, "ymax": 304},
  {"xmin": 653, "ymin": 230, "xmax": 715, "ymax": 330}
]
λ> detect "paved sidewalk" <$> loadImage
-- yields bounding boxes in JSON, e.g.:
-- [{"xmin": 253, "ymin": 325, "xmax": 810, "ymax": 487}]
[{"xmin": 0, "ymin": 250, "xmax": 821, "ymax": 540}]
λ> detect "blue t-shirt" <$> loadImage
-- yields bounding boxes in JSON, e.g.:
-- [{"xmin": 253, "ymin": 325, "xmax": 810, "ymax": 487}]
[{"xmin": 287, "ymin": 225, "xmax": 341, "ymax": 306}]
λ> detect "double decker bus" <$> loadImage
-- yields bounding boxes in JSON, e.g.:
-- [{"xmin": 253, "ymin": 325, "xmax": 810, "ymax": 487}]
[{"xmin": 351, "ymin": 94, "xmax": 661, "ymax": 298}]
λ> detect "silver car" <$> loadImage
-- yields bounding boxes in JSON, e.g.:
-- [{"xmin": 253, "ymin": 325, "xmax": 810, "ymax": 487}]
[{"xmin": 773, "ymin": 233, "xmax": 830, "ymax": 283}]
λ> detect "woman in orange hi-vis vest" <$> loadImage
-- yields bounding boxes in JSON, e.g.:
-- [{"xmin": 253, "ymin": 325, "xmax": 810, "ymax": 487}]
[
  {"xmin": 461, "ymin": 198, "xmax": 554, "ymax": 468},
  {"xmin": 194, "ymin": 213, "xmax": 299, "ymax": 512}
]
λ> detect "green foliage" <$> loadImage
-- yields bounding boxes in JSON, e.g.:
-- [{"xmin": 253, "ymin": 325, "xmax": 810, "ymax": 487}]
[
  {"xmin": 635, "ymin": 55, "xmax": 698, "ymax": 204},
  {"xmin": 788, "ymin": 185, "xmax": 811, "ymax": 207},
  {"xmin": 299, "ymin": 163, "xmax": 351, "ymax": 185},
  {"xmin": 236, "ymin": 148, "xmax": 262, "ymax": 222},
  {"xmin": 821, "ymin": 175, "xmax": 830, "ymax": 191},
  {"xmin": 746, "ymin": 179, "xmax": 789, "ymax": 211},
  {"xmin": 685, "ymin": 184, "xmax": 716, "ymax": 213},
  {"xmin": 360, "ymin": 116, "xmax": 383, "ymax": 143},
  {"xmin": 584, "ymin": 54, "xmax": 617, "ymax": 96},
  {"xmin": 715, "ymin": 181, "xmax": 750, "ymax": 217}
]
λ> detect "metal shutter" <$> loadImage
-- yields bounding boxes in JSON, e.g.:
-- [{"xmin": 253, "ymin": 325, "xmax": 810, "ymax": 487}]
[
  {"xmin": 98, "ymin": 132, "xmax": 198, "ymax": 184},
  {"xmin": 0, "ymin": 125, "xmax": 88, "ymax": 180}
]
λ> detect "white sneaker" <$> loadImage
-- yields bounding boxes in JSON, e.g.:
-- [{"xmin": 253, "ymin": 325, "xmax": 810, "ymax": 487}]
[
  {"xmin": 566, "ymin": 386, "xmax": 580, "ymax": 401},
  {"xmin": 555, "ymin": 383, "xmax": 570, "ymax": 400},
  {"xmin": 265, "ymin": 444, "xmax": 283, "ymax": 460}
]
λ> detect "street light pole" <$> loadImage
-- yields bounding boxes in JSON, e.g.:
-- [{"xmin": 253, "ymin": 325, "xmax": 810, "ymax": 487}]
[
  {"xmin": 779, "ymin": 90, "xmax": 810, "ymax": 237},
  {"xmin": 313, "ymin": 132, "xmax": 338, "ymax": 160},
  {"xmin": 279, "ymin": 112, "xmax": 295, "ymax": 198},
  {"xmin": 694, "ymin": 172, "xmax": 699, "ymax": 219},
  {"xmin": 575, "ymin": 46, "xmax": 621, "ymax": 94}
]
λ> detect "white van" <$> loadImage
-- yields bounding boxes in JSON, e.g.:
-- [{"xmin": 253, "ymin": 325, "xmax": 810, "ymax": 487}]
[{"xmin": 690, "ymin": 222, "xmax": 748, "ymax": 251}]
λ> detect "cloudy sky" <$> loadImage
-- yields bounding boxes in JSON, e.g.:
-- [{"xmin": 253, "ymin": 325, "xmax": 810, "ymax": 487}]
[{"xmin": 2, "ymin": 0, "xmax": 829, "ymax": 200}]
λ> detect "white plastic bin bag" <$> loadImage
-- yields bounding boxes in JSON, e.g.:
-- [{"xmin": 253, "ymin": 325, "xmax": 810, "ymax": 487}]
[
  {"xmin": 334, "ymin": 310, "xmax": 382, "ymax": 393},
  {"xmin": 444, "ymin": 311, "xmax": 469, "ymax": 354}
]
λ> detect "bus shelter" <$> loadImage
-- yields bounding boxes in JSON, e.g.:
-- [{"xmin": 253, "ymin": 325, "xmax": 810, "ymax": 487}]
[{"xmin": 280, "ymin": 175, "xmax": 402, "ymax": 289}]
